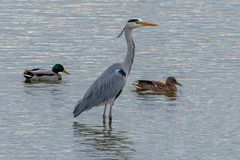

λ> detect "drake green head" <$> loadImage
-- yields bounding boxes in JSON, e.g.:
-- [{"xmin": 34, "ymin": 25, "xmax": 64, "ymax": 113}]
[{"xmin": 52, "ymin": 64, "xmax": 70, "ymax": 75}]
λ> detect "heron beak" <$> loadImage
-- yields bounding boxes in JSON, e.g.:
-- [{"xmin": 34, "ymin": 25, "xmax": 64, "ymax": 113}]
[
  {"xmin": 139, "ymin": 21, "xmax": 159, "ymax": 26},
  {"xmin": 63, "ymin": 69, "xmax": 70, "ymax": 75}
]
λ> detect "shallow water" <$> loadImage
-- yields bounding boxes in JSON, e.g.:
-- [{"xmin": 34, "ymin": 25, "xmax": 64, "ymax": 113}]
[{"xmin": 0, "ymin": 0, "xmax": 240, "ymax": 159}]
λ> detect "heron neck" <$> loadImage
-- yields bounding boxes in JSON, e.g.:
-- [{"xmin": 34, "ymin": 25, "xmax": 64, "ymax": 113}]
[{"xmin": 122, "ymin": 28, "xmax": 135, "ymax": 75}]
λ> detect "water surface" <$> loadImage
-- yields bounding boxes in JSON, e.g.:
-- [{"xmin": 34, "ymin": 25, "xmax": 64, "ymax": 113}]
[{"xmin": 0, "ymin": 0, "xmax": 240, "ymax": 159}]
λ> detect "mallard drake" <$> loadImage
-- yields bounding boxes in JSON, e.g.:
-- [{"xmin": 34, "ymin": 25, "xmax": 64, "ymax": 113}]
[
  {"xmin": 133, "ymin": 77, "xmax": 182, "ymax": 93},
  {"xmin": 23, "ymin": 64, "xmax": 70, "ymax": 82}
]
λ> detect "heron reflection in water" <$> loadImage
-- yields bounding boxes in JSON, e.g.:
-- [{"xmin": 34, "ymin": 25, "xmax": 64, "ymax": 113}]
[
  {"xmin": 73, "ymin": 18, "xmax": 158, "ymax": 126},
  {"xmin": 73, "ymin": 122, "xmax": 135, "ymax": 159}
]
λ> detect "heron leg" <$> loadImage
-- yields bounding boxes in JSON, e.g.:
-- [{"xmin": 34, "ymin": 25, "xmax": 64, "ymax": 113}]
[
  {"xmin": 103, "ymin": 104, "xmax": 107, "ymax": 126},
  {"xmin": 109, "ymin": 104, "xmax": 113, "ymax": 127}
]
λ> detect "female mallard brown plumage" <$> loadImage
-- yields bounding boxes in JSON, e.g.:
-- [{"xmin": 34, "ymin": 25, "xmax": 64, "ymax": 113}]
[
  {"xmin": 133, "ymin": 77, "xmax": 182, "ymax": 93},
  {"xmin": 23, "ymin": 64, "xmax": 70, "ymax": 82}
]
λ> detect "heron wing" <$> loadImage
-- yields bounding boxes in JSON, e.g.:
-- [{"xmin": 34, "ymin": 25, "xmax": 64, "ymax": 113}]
[{"xmin": 73, "ymin": 63, "xmax": 126, "ymax": 117}]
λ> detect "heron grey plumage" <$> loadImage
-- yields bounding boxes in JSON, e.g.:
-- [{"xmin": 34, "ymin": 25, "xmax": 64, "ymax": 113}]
[{"xmin": 73, "ymin": 18, "xmax": 158, "ymax": 126}]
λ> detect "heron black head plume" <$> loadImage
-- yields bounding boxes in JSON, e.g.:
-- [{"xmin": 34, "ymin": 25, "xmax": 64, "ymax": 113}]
[{"xmin": 117, "ymin": 25, "xmax": 126, "ymax": 38}]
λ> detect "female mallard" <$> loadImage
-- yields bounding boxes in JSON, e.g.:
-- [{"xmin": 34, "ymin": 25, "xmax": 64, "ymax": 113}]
[
  {"xmin": 133, "ymin": 77, "xmax": 182, "ymax": 93},
  {"xmin": 23, "ymin": 64, "xmax": 70, "ymax": 82}
]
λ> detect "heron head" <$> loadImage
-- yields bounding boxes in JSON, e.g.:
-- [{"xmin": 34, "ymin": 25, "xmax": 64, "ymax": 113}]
[
  {"xmin": 117, "ymin": 18, "xmax": 158, "ymax": 38},
  {"xmin": 127, "ymin": 18, "xmax": 158, "ymax": 28}
]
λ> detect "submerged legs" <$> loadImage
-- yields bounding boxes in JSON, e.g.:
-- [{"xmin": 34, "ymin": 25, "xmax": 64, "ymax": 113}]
[
  {"xmin": 103, "ymin": 104, "xmax": 107, "ymax": 126},
  {"xmin": 109, "ymin": 104, "xmax": 113, "ymax": 127},
  {"xmin": 102, "ymin": 103, "xmax": 113, "ymax": 127}
]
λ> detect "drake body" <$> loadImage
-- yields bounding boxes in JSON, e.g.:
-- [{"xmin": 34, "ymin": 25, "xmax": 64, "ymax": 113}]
[{"xmin": 23, "ymin": 64, "xmax": 69, "ymax": 82}]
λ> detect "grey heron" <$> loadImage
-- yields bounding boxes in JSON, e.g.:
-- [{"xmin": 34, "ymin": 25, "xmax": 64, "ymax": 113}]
[{"xmin": 73, "ymin": 18, "xmax": 158, "ymax": 126}]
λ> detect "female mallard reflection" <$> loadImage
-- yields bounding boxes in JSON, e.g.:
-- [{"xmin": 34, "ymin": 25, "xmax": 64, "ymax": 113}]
[{"xmin": 72, "ymin": 122, "xmax": 135, "ymax": 159}]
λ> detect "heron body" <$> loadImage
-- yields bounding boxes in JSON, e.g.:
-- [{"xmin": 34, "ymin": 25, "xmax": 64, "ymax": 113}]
[
  {"xmin": 23, "ymin": 64, "xmax": 70, "ymax": 82},
  {"xmin": 73, "ymin": 18, "xmax": 158, "ymax": 126},
  {"xmin": 75, "ymin": 63, "xmax": 126, "ymax": 112}
]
